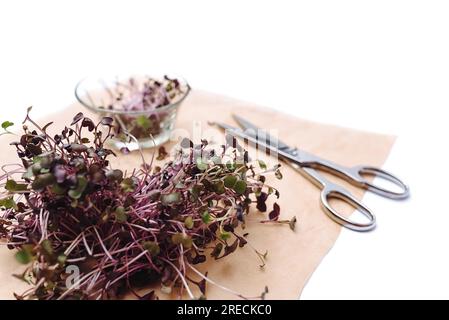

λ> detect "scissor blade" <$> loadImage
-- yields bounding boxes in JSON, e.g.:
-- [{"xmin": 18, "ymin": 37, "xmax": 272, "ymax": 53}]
[
  {"xmin": 212, "ymin": 121, "xmax": 239, "ymax": 132},
  {"xmin": 232, "ymin": 114, "xmax": 260, "ymax": 132},
  {"xmin": 212, "ymin": 120, "xmax": 300, "ymax": 162},
  {"xmin": 232, "ymin": 114, "xmax": 293, "ymax": 151}
]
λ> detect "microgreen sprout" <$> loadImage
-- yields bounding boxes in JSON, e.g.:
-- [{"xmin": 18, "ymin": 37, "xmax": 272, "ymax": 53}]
[{"xmin": 0, "ymin": 121, "xmax": 14, "ymax": 136}]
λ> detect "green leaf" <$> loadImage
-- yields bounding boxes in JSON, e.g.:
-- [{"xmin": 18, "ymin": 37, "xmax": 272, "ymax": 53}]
[
  {"xmin": 182, "ymin": 237, "xmax": 193, "ymax": 249},
  {"xmin": 220, "ymin": 231, "xmax": 231, "ymax": 241},
  {"xmin": 196, "ymin": 158, "xmax": 208, "ymax": 171},
  {"xmin": 115, "ymin": 206, "xmax": 128, "ymax": 223},
  {"xmin": 213, "ymin": 181, "xmax": 225, "ymax": 194},
  {"xmin": 201, "ymin": 210, "xmax": 212, "ymax": 224},
  {"xmin": 57, "ymin": 254, "xmax": 67, "ymax": 266},
  {"xmin": 135, "ymin": 115, "xmax": 152, "ymax": 130},
  {"xmin": 41, "ymin": 239, "xmax": 53, "ymax": 256},
  {"xmin": 68, "ymin": 176, "xmax": 88, "ymax": 199},
  {"xmin": 257, "ymin": 160, "xmax": 267, "ymax": 170},
  {"xmin": 161, "ymin": 192, "xmax": 182, "ymax": 206},
  {"xmin": 147, "ymin": 189, "xmax": 161, "ymax": 201},
  {"xmin": 171, "ymin": 233, "xmax": 184, "ymax": 245},
  {"xmin": 31, "ymin": 173, "xmax": 56, "ymax": 191},
  {"xmin": 232, "ymin": 180, "xmax": 247, "ymax": 195},
  {"xmin": 224, "ymin": 175, "xmax": 237, "ymax": 188},
  {"xmin": 15, "ymin": 249, "xmax": 32, "ymax": 265},
  {"xmin": 1, "ymin": 121, "xmax": 14, "ymax": 130},
  {"xmin": 51, "ymin": 184, "xmax": 67, "ymax": 195},
  {"xmin": 120, "ymin": 177, "xmax": 136, "ymax": 193},
  {"xmin": 106, "ymin": 169, "xmax": 124, "ymax": 182},
  {"xmin": 171, "ymin": 233, "xmax": 192, "ymax": 248},
  {"xmin": 142, "ymin": 241, "xmax": 160, "ymax": 257},
  {"xmin": 190, "ymin": 185, "xmax": 202, "ymax": 201},
  {"xmin": 226, "ymin": 161, "xmax": 236, "ymax": 172},
  {"xmin": 0, "ymin": 197, "xmax": 18, "ymax": 210},
  {"xmin": 184, "ymin": 216, "xmax": 194, "ymax": 229},
  {"xmin": 5, "ymin": 180, "xmax": 28, "ymax": 192}
]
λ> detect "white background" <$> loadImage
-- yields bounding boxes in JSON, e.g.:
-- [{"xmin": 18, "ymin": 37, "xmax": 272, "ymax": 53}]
[{"xmin": 1, "ymin": 0, "xmax": 448, "ymax": 299}]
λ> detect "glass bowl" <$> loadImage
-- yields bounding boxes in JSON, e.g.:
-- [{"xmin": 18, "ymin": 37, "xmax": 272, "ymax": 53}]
[{"xmin": 75, "ymin": 74, "xmax": 190, "ymax": 150}]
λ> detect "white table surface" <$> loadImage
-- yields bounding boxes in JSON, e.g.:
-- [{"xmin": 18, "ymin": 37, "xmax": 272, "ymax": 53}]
[{"xmin": 1, "ymin": 0, "xmax": 448, "ymax": 299}]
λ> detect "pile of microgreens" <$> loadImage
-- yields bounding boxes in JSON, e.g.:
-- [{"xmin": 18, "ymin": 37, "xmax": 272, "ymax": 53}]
[
  {"xmin": 100, "ymin": 75, "xmax": 187, "ymax": 140},
  {"xmin": 0, "ymin": 108, "xmax": 295, "ymax": 300},
  {"xmin": 106, "ymin": 76, "xmax": 185, "ymax": 112}
]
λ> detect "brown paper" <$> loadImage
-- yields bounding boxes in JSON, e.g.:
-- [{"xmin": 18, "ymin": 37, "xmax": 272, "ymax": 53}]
[{"xmin": 0, "ymin": 90, "xmax": 395, "ymax": 299}]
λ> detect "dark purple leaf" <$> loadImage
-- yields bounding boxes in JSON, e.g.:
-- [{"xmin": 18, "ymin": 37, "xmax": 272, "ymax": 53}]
[
  {"xmin": 256, "ymin": 192, "xmax": 268, "ymax": 212},
  {"xmin": 268, "ymin": 203, "xmax": 281, "ymax": 221},
  {"xmin": 26, "ymin": 143, "xmax": 42, "ymax": 156},
  {"xmin": 156, "ymin": 146, "xmax": 168, "ymax": 160},
  {"xmin": 236, "ymin": 205, "xmax": 244, "ymax": 222},
  {"xmin": 192, "ymin": 254, "xmax": 206, "ymax": 265},
  {"xmin": 218, "ymin": 239, "xmax": 239, "ymax": 260},
  {"xmin": 238, "ymin": 237, "xmax": 247, "ymax": 248},
  {"xmin": 198, "ymin": 273, "xmax": 207, "ymax": 295},
  {"xmin": 211, "ymin": 243, "xmax": 223, "ymax": 259},
  {"xmin": 81, "ymin": 118, "xmax": 95, "ymax": 131},
  {"xmin": 71, "ymin": 112, "xmax": 84, "ymax": 126},
  {"xmin": 120, "ymin": 147, "xmax": 130, "ymax": 155},
  {"xmin": 101, "ymin": 117, "xmax": 114, "ymax": 126}
]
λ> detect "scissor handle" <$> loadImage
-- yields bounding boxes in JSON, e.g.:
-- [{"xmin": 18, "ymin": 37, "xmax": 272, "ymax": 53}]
[
  {"xmin": 351, "ymin": 165, "xmax": 410, "ymax": 200},
  {"xmin": 320, "ymin": 184, "xmax": 376, "ymax": 232}
]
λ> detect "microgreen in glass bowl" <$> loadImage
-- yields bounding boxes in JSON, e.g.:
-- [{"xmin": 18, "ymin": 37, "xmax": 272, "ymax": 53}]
[
  {"xmin": 0, "ymin": 109, "xmax": 296, "ymax": 300},
  {"xmin": 75, "ymin": 74, "xmax": 190, "ymax": 150}
]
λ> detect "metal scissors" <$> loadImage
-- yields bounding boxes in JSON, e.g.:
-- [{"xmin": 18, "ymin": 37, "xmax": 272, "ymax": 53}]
[{"xmin": 213, "ymin": 115, "xmax": 410, "ymax": 232}]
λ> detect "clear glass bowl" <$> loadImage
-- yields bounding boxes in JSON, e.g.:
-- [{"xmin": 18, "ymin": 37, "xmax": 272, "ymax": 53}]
[{"xmin": 74, "ymin": 74, "xmax": 190, "ymax": 150}]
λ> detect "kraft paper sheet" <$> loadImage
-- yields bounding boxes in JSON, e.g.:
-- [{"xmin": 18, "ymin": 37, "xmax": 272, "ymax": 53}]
[{"xmin": 0, "ymin": 90, "xmax": 395, "ymax": 299}]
